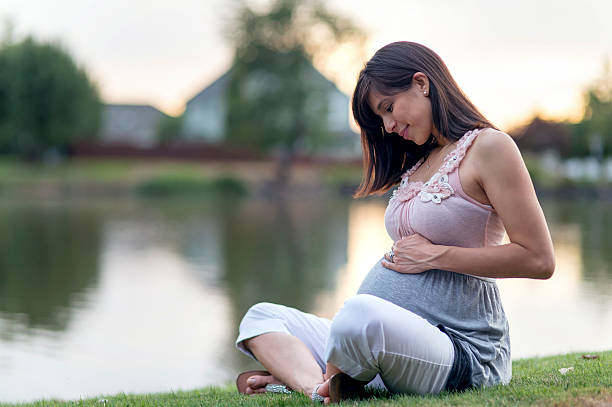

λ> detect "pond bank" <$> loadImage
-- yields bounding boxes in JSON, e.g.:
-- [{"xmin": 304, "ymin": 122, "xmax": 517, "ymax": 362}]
[
  {"xmin": 0, "ymin": 158, "xmax": 361, "ymax": 200},
  {"xmin": 1, "ymin": 158, "xmax": 611, "ymax": 201}
]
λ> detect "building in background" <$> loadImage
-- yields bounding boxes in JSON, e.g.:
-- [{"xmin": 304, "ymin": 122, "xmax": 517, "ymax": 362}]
[
  {"xmin": 97, "ymin": 64, "xmax": 360, "ymax": 159},
  {"xmin": 183, "ymin": 64, "xmax": 360, "ymax": 158},
  {"xmin": 100, "ymin": 104, "xmax": 168, "ymax": 147},
  {"xmin": 182, "ymin": 70, "xmax": 232, "ymax": 144},
  {"xmin": 510, "ymin": 116, "xmax": 571, "ymax": 156}
]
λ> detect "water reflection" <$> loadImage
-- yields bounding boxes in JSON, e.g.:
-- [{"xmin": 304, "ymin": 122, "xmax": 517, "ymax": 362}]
[
  {"xmin": 0, "ymin": 203, "xmax": 102, "ymax": 336},
  {"xmin": 0, "ymin": 196, "xmax": 609, "ymax": 402},
  {"xmin": 312, "ymin": 201, "xmax": 392, "ymax": 319},
  {"xmin": 0, "ymin": 199, "xmax": 238, "ymax": 401},
  {"xmin": 543, "ymin": 200, "xmax": 612, "ymax": 299},
  {"xmin": 219, "ymin": 198, "xmax": 348, "ymax": 321}
]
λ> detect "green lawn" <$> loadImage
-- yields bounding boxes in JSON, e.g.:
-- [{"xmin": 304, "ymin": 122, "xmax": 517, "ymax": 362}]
[
  {"xmin": 4, "ymin": 351, "xmax": 610, "ymax": 407},
  {"xmin": 0, "ymin": 158, "xmax": 363, "ymax": 199},
  {"xmin": 0, "ymin": 158, "xmax": 216, "ymax": 185},
  {"xmin": 0, "ymin": 158, "xmax": 253, "ymax": 198}
]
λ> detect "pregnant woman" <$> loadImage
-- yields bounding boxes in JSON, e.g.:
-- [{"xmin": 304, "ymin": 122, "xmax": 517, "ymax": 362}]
[{"xmin": 234, "ymin": 41, "xmax": 555, "ymax": 403}]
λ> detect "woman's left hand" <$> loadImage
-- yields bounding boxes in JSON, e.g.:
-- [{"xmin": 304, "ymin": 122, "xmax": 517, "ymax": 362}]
[{"xmin": 382, "ymin": 234, "xmax": 445, "ymax": 274}]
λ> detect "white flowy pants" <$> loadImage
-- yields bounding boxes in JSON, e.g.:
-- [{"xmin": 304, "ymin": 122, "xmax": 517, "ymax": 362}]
[{"xmin": 236, "ymin": 294, "xmax": 454, "ymax": 395}]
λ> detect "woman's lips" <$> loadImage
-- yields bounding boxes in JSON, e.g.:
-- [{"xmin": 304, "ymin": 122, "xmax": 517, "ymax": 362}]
[{"xmin": 400, "ymin": 126, "xmax": 409, "ymax": 140}]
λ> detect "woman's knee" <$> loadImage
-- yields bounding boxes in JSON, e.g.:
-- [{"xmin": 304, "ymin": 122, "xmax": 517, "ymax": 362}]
[
  {"xmin": 325, "ymin": 295, "xmax": 389, "ymax": 378},
  {"xmin": 238, "ymin": 302, "xmax": 287, "ymax": 352},
  {"xmin": 329, "ymin": 294, "xmax": 387, "ymax": 345},
  {"xmin": 239, "ymin": 302, "xmax": 284, "ymax": 334},
  {"xmin": 242, "ymin": 302, "xmax": 281, "ymax": 322}
]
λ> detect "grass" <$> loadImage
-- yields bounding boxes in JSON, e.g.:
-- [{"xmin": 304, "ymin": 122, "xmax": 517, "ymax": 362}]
[
  {"xmin": 0, "ymin": 158, "xmax": 135, "ymax": 183},
  {"xmin": 136, "ymin": 174, "xmax": 248, "ymax": 198},
  {"xmin": 322, "ymin": 165, "xmax": 362, "ymax": 195},
  {"xmin": 3, "ymin": 351, "xmax": 610, "ymax": 407},
  {"xmin": 0, "ymin": 158, "xmax": 252, "ymax": 199},
  {"xmin": 0, "ymin": 157, "xmax": 367, "ymax": 200}
]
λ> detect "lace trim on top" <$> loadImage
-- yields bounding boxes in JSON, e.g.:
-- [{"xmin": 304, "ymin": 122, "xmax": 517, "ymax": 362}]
[{"xmin": 390, "ymin": 129, "xmax": 482, "ymax": 205}]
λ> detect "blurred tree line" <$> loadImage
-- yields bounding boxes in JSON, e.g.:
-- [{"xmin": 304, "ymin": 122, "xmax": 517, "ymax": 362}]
[
  {"xmin": 569, "ymin": 60, "xmax": 612, "ymax": 159},
  {"xmin": 505, "ymin": 60, "xmax": 612, "ymax": 167},
  {"xmin": 157, "ymin": 114, "xmax": 183, "ymax": 144},
  {"xmin": 0, "ymin": 26, "xmax": 100, "ymax": 161}
]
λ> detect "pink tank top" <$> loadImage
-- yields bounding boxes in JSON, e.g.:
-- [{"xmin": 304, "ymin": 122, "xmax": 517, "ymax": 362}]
[{"xmin": 384, "ymin": 128, "xmax": 505, "ymax": 248}]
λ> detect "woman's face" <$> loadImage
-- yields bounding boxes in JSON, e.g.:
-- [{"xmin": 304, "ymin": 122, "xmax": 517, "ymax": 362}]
[{"xmin": 367, "ymin": 73, "xmax": 437, "ymax": 145}]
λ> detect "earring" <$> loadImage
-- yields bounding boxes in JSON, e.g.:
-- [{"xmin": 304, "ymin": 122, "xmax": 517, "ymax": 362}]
[
  {"xmin": 424, "ymin": 90, "xmax": 428, "ymax": 96},
  {"xmin": 381, "ymin": 127, "xmax": 385, "ymax": 137}
]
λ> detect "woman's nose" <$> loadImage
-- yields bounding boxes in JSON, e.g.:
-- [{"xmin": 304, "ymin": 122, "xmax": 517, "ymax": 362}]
[{"xmin": 383, "ymin": 117, "xmax": 396, "ymax": 133}]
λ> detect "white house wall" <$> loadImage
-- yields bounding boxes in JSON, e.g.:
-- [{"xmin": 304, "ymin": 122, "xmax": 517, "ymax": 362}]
[
  {"xmin": 328, "ymin": 92, "xmax": 350, "ymax": 132},
  {"xmin": 183, "ymin": 97, "xmax": 226, "ymax": 142}
]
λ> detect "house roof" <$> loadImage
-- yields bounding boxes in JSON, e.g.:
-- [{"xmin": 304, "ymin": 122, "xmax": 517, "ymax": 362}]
[
  {"xmin": 103, "ymin": 103, "xmax": 168, "ymax": 116},
  {"xmin": 186, "ymin": 62, "xmax": 348, "ymax": 106},
  {"xmin": 510, "ymin": 116, "xmax": 570, "ymax": 153},
  {"xmin": 186, "ymin": 68, "xmax": 234, "ymax": 106}
]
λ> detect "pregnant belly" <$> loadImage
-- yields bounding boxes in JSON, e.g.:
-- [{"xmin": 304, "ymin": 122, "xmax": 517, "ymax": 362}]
[
  {"xmin": 356, "ymin": 258, "xmax": 439, "ymax": 316},
  {"xmin": 356, "ymin": 259, "xmax": 507, "ymax": 338}
]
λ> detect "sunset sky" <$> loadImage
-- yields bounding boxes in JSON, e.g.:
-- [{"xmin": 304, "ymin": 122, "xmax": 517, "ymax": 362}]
[{"xmin": 2, "ymin": 0, "xmax": 611, "ymax": 130}]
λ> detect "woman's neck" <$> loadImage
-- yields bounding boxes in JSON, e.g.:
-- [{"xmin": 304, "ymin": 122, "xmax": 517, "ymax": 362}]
[{"xmin": 433, "ymin": 132, "xmax": 450, "ymax": 147}]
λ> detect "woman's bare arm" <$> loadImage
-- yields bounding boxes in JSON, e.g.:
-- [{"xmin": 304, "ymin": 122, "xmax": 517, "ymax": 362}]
[{"xmin": 383, "ymin": 130, "xmax": 555, "ymax": 279}]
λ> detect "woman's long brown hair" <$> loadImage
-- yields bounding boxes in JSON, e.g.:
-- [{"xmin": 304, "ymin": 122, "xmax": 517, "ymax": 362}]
[{"xmin": 352, "ymin": 42, "xmax": 496, "ymax": 197}]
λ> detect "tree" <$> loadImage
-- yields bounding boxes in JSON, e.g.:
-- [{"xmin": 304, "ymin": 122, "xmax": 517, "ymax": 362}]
[
  {"xmin": 570, "ymin": 59, "xmax": 612, "ymax": 159},
  {"xmin": 157, "ymin": 114, "xmax": 183, "ymax": 144},
  {"xmin": 0, "ymin": 35, "xmax": 101, "ymax": 160},
  {"xmin": 225, "ymin": 0, "xmax": 364, "ymax": 186}
]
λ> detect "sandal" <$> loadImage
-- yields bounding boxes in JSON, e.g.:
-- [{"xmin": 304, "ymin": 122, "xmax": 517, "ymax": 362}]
[
  {"xmin": 236, "ymin": 370, "xmax": 292, "ymax": 394},
  {"xmin": 328, "ymin": 372, "xmax": 367, "ymax": 403},
  {"xmin": 311, "ymin": 384, "xmax": 325, "ymax": 403}
]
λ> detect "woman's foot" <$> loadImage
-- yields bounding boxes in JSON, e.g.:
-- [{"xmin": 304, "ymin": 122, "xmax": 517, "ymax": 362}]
[
  {"xmin": 312, "ymin": 378, "xmax": 332, "ymax": 404},
  {"xmin": 236, "ymin": 370, "xmax": 290, "ymax": 395},
  {"xmin": 243, "ymin": 372, "xmax": 329, "ymax": 402},
  {"xmin": 245, "ymin": 373, "xmax": 286, "ymax": 394}
]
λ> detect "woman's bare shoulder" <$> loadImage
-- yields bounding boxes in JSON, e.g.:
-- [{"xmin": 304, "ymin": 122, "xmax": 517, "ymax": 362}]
[
  {"xmin": 473, "ymin": 128, "xmax": 517, "ymax": 153},
  {"xmin": 470, "ymin": 128, "xmax": 522, "ymax": 167}
]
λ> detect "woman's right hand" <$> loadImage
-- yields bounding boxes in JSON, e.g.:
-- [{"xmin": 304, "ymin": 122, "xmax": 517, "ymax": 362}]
[{"xmin": 382, "ymin": 234, "xmax": 444, "ymax": 274}]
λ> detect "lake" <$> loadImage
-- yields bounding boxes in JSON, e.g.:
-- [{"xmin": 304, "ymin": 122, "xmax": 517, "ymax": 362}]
[{"xmin": 0, "ymin": 195, "xmax": 610, "ymax": 402}]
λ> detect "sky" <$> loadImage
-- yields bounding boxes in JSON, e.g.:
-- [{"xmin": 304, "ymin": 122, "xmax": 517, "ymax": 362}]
[{"xmin": 2, "ymin": 0, "xmax": 611, "ymax": 130}]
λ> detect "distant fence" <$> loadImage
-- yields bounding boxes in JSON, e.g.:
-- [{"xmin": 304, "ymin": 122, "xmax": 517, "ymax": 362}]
[
  {"xmin": 70, "ymin": 142, "xmax": 361, "ymax": 166},
  {"xmin": 71, "ymin": 142, "xmax": 265, "ymax": 162}
]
